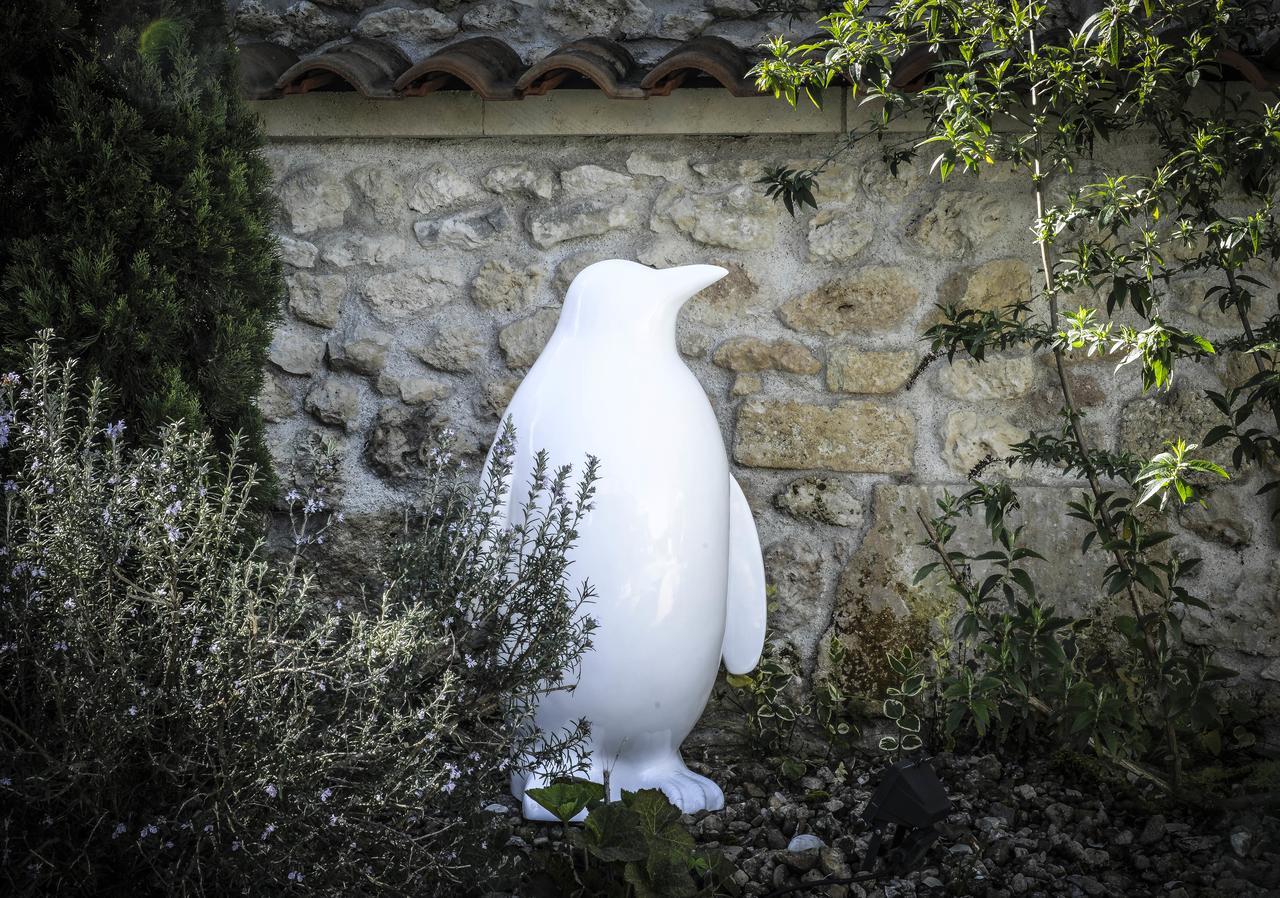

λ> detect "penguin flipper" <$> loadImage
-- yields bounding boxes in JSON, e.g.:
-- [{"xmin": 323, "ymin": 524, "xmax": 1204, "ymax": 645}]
[{"xmin": 722, "ymin": 474, "xmax": 766, "ymax": 675}]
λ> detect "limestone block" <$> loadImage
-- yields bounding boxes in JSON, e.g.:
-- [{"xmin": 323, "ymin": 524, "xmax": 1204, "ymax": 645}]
[
  {"xmin": 826, "ymin": 348, "xmax": 916, "ymax": 394},
  {"xmin": 937, "ymin": 258, "xmax": 1034, "ymax": 313},
  {"xmin": 257, "ymin": 372, "xmax": 296, "ymax": 423},
  {"xmin": 328, "ymin": 323, "xmax": 392, "ymax": 376},
  {"xmin": 348, "ymin": 166, "xmax": 405, "ymax": 223},
  {"xmin": 461, "ymin": 2, "xmax": 517, "ymax": 30},
  {"xmin": 561, "ymin": 164, "xmax": 635, "ymax": 196},
  {"xmin": 807, "ymin": 206, "xmax": 873, "ymax": 262},
  {"xmin": 545, "ymin": 0, "xmax": 651, "ymax": 38},
  {"xmin": 483, "ymin": 163, "xmax": 556, "ymax": 199},
  {"xmin": 938, "ymin": 356, "xmax": 1039, "ymax": 400},
  {"xmin": 408, "ymin": 164, "xmax": 478, "ymax": 212},
  {"xmin": 499, "ymin": 307, "xmax": 559, "ymax": 368},
  {"xmin": 361, "ymin": 263, "xmax": 465, "ymax": 321},
  {"xmin": 414, "ymin": 205, "xmax": 510, "ymax": 249},
  {"xmin": 910, "ymin": 190, "xmax": 1009, "ymax": 258},
  {"xmin": 626, "ymin": 151, "xmax": 691, "ymax": 181},
  {"xmin": 683, "ymin": 262, "xmax": 765, "ymax": 327},
  {"xmin": 304, "ymin": 378, "xmax": 360, "ymax": 430},
  {"xmin": 354, "ymin": 6, "xmax": 458, "ymax": 41},
  {"xmin": 279, "ymin": 166, "xmax": 351, "ymax": 234},
  {"xmin": 654, "ymin": 184, "xmax": 777, "ymax": 250},
  {"xmin": 942, "ymin": 410, "xmax": 1026, "ymax": 475},
  {"xmin": 277, "ymin": 234, "xmax": 318, "ymax": 268},
  {"xmin": 472, "ymin": 259, "xmax": 543, "ymax": 314},
  {"xmin": 1177, "ymin": 486, "xmax": 1254, "ymax": 547},
  {"xmin": 731, "ymin": 373, "xmax": 762, "ymax": 396},
  {"xmin": 774, "ymin": 476, "xmax": 864, "ymax": 528},
  {"xmin": 734, "ymin": 400, "xmax": 915, "ymax": 473},
  {"xmin": 1118, "ymin": 389, "xmax": 1233, "ymax": 469},
  {"xmin": 320, "ymin": 234, "xmax": 406, "ymax": 268},
  {"xmin": 286, "ymin": 272, "xmax": 346, "ymax": 328},
  {"xmin": 376, "ymin": 374, "xmax": 452, "ymax": 405},
  {"xmin": 415, "ymin": 317, "xmax": 488, "ymax": 373},
  {"xmin": 525, "ymin": 196, "xmax": 640, "ymax": 248},
  {"xmin": 712, "ymin": 337, "xmax": 820, "ymax": 375},
  {"xmin": 268, "ymin": 325, "xmax": 326, "ymax": 375},
  {"xmin": 780, "ymin": 267, "xmax": 919, "ymax": 336}
]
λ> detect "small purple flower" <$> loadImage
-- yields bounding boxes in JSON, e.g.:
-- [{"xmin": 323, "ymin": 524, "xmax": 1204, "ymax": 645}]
[
  {"xmin": 164, "ymin": 500, "xmax": 182, "ymax": 517},
  {"xmin": 3, "ymin": 480, "xmax": 15, "ymax": 493},
  {"xmin": 261, "ymin": 823, "xmax": 276, "ymax": 841},
  {"xmin": 288, "ymin": 871, "xmax": 304, "ymax": 883},
  {"xmin": 319, "ymin": 787, "xmax": 332, "ymax": 803},
  {"xmin": 265, "ymin": 783, "xmax": 278, "ymax": 798},
  {"xmin": 0, "ymin": 372, "xmax": 19, "ymax": 387},
  {"xmin": 164, "ymin": 524, "xmax": 181, "ymax": 543},
  {"xmin": 111, "ymin": 823, "xmax": 126, "ymax": 839},
  {"xmin": 104, "ymin": 420, "xmax": 126, "ymax": 440},
  {"xmin": 128, "ymin": 706, "xmax": 138, "ymax": 717}
]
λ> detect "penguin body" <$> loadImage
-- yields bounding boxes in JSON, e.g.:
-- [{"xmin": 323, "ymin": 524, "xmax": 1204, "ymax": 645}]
[{"xmin": 489, "ymin": 259, "xmax": 766, "ymax": 819}]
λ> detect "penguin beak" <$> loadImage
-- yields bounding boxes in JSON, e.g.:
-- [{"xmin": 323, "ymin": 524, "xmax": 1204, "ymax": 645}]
[{"xmin": 662, "ymin": 264, "xmax": 729, "ymax": 308}]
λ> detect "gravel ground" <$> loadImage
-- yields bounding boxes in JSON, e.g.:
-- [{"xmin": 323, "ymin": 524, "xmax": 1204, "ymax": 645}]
[{"xmin": 498, "ymin": 749, "xmax": 1280, "ymax": 897}]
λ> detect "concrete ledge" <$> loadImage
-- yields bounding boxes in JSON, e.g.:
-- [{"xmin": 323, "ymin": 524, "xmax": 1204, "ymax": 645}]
[{"xmin": 250, "ymin": 88, "xmax": 846, "ymax": 139}]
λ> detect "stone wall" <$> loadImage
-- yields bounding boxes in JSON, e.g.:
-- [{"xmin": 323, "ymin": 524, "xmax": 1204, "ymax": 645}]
[{"xmin": 259, "ymin": 131, "xmax": 1280, "ymax": 718}]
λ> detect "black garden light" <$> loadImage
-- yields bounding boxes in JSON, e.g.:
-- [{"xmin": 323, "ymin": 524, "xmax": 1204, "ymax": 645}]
[{"xmin": 857, "ymin": 757, "xmax": 953, "ymax": 875}]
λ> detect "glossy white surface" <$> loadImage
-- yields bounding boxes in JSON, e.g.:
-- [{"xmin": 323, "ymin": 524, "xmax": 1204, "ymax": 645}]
[{"xmin": 488, "ymin": 259, "xmax": 767, "ymax": 820}]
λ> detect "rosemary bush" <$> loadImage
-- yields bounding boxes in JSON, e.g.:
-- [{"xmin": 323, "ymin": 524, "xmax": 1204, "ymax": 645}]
[
  {"xmin": 756, "ymin": 0, "xmax": 1280, "ymax": 792},
  {"xmin": 0, "ymin": 336, "xmax": 595, "ymax": 896}
]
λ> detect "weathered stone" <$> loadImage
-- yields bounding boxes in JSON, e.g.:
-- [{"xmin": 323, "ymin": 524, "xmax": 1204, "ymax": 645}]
[
  {"xmin": 328, "ymin": 323, "xmax": 391, "ymax": 376},
  {"xmin": 414, "ymin": 205, "xmax": 509, "ymax": 249},
  {"xmin": 712, "ymin": 337, "xmax": 820, "ymax": 375},
  {"xmin": 415, "ymin": 317, "xmax": 487, "ymax": 373},
  {"xmin": 545, "ymin": 0, "xmax": 651, "ymax": 38},
  {"xmin": 268, "ymin": 325, "xmax": 326, "ymax": 375},
  {"xmin": 1118, "ymin": 389, "xmax": 1233, "ymax": 469},
  {"xmin": 731, "ymin": 373, "xmax": 762, "ymax": 396},
  {"xmin": 709, "ymin": 0, "xmax": 758, "ymax": 16},
  {"xmin": 238, "ymin": 1, "xmax": 347, "ymax": 49},
  {"xmin": 690, "ymin": 159, "xmax": 765, "ymax": 182},
  {"xmin": 553, "ymin": 251, "xmax": 612, "ymax": 294},
  {"xmin": 734, "ymin": 400, "xmax": 915, "ymax": 473},
  {"xmin": 472, "ymin": 259, "xmax": 543, "ymax": 314},
  {"xmin": 279, "ymin": 166, "xmax": 351, "ymax": 234},
  {"xmin": 942, "ymin": 410, "xmax": 1026, "ymax": 475},
  {"xmin": 375, "ymin": 373, "xmax": 451, "ymax": 405},
  {"xmin": 911, "ymin": 190, "xmax": 1009, "ymax": 258},
  {"xmin": 483, "ymin": 163, "xmax": 556, "ymax": 200},
  {"xmin": 780, "ymin": 268, "xmax": 919, "ymax": 336},
  {"xmin": 361, "ymin": 262, "xmax": 465, "ymax": 321},
  {"xmin": 286, "ymin": 272, "xmax": 346, "ymax": 328},
  {"xmin": 499, "ymin": 308, "xmax": 559, "ymax": 368},
  {"xmin": 683, "ymin": 262, "xmax": 764, "ymax": 327},
  {"xmin": 938, "ymin": 356, "xmax": 1039, "ymax": 400},
  {"xmin": 1191, "ymin": 557, "xmax": 1280, "ymax": 659},
  {"xmin": 409, "ymin": 164, "xmax": 478, "ymax": 212},
  {"xmin": 348, "ymin": 166, "xmax": 405, "ymax": 223},
  {"xmin": 366, "ymin": 405, "xmax": 431, "ymax": 479},
  {"xmin": 765, "ymin": 539, "xmax": 829, "ymax": 656},
  {"xmin": 304, "ymin": 378, "xmax": 360, "ymax": 430},
  {"xmin": 320, "ymin": 234, "xmax": 406, "ymax": 268},
  {"xmin": 677, "ymin": 327, "xmax": 713, "ymax": 359},
  {"xmin": 775, "ymin": 476, "xmax": 864, "ymax": 528},
  {"xmin": 257, "ymin": 373, "xmax": 295, "ymax": 423},
  {"xmin": 661, "ymin": 9, "xmax": 714, "ymax": 39},
  {"xmin": 277, "ymin": 234, "xmax": 318, "ymax": 268},
  {"xmin": 807, "ymin": 207, "xmax": 873, "ymax": 262},
  {"xmin": 826, "ymin": 348, "xmax": 916, "ymax": 394},
  {"xmin": 626, "ymin": 151, "xmax": 690, "ymax": 182},
  {"xmin": 526, "ymin": 196, "xmax": 640, "ymax": 248},
  {"xmin": 461, "ymin": 1, "xmax": 517, "ymax": 30},
  {"xmin": 561, "ymin": 164, "xmax": 635, "ymax": 196},
  {"xmin": 478, "ymin": 376, "xmax": 520, "ymax": 418},
  {"xmin": 354, "ymin": 5, "xmax": 459, "ymax": 41},
  {"xmin": 1178, "ymin": 486, "xmax": 1254, "ymax": 547},
  {"xmin": 938, "ymin": 258, "xmax": 1034, "ymax": 313},
  {"xmin": 655, "ymin": 184, "xmax": 777, "ymax": 250}
]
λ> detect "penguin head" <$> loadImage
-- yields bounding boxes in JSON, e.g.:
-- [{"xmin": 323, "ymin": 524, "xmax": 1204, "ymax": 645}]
[{"xmin": 558, "ymin": 260, "xmax": 728, "ymax": 342}]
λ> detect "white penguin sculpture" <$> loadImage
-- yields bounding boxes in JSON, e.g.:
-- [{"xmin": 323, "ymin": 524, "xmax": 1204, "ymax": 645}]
[{"xmin": 487, "ymin": 259, "xmax": 767, "ymax": 820}]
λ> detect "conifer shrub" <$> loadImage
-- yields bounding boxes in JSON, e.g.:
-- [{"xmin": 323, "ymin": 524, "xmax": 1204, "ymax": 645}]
[
  {"xmin": 0, "ymin": 336, "xmax": 597, "ymax": 897},
  {"xmin": 0, "ymin": 2, "xmax": 282, "ymax": 484}
]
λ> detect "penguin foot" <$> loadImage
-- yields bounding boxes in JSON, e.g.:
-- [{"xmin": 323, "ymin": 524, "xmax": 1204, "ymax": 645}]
[{"xmin": 644, "ymin": 766, "xmax": 725, "ymax": 814}]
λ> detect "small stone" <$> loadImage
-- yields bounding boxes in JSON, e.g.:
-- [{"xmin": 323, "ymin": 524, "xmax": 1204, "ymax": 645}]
[
  {"xmin": 277, "ymin": 234, "xmax": 319, "ymax": 268},
  {"xmin": 942, "ymin": 410, "xmax": 1026, "ymax": 475},
  {"xmin": 414, "ymin": 205, "xmax": 510, "ymax": 250},
  {"xmin": 655, "ymin": 184, "xmax": 777, "ymax": 251},
  {"xmin": 684, "ymin": 262, "xmax": 765, "ymax": 327},
  {"xmin": 774, "ymin": 476, "xmax": 863, "ymax": 528},
  {"xmin": 938, "ymin": 258, "xmax": 1033, "ymax": 313},
  {"xmin": 461, "ymin": 1, "xmax": 517, "ymax": 30},
  {"xmin": 348, "ymin": 166, "xmax": 405, "ymax": 224},
  {"xmin": 560, "ymin": 164, "xmax": 635, "ymax": 196},
  {"xmin": 257, "ymin": 373, "xmax": 295, "ymax": 423},
  {"xmin": 734, "ymin": 400, "xmax": 915, "ymax": 473},
  {"xmin": 911, "ymin": 189, "xmax": 1009, "ymax": 258},
  {"xmin": 526, "ymin": 197, "xmax": 640, "ymax": 248},
  {"xmin": 826, "ymin": 348, "xmax": 916, "ymax": 394},
  {"xmin": 328, "ymin": 323, "xmax": 392, "ymax": 376},
  {"xmin": 661, "ymin": 9, "xmax": 713, "ymax": 39},
  {"xmin": 287, "ymin": 272, "xmax": 346, "ymax": 328},
  {"xmin": 731, "ymin": 373, "xmax": 762, "ymax": 397},
  {"xmin": 304, "ymin": 378, "xmax": 360, "ymax": 430},
  {"xmin": 938, "ymin": 355, "xmax": 1039, "ymax": 400},
  {"xmin": 545, "ymin": 0, "xmax": 651, "ymax": 39},
  {"xmin": 388, "ymin": 375, "xmax": 450, "ymax": 406},
  {"xmin": 268, "ymin": 326, "xmax": 326, "ymax": 375},
  {"xmin": 471, "ymin": 260, "xmax": 543, "ymax": 315},
  {"xmin": 626, "ymin": 151, "xmax": 690, "ymax": 181},
  {"xmin": 415, "ymin": 319, "xmax": 487, "ymax": 373},
  {"xmin": 483, "ymin": 163, "xmax": 556, "ymax": 200},
  {"xmin": 1139, "ymin": 815, "xmax": 1166, "ymax": 845},
  {"xmin": 484, "ymin": 802, "xmax": 509, "ymax": 814},
  {"xmin": 361, "ymin": 263, "xmax": 465, "ymax": 321},
  {"xmin": 478, "ymin": 376, "xmax": 520, "ymax": 418},
  {"xmin": 1230, "ymin": 828, "xmax": 1253, "ymax": 857},
  {"xmin": 321, "ymin": 234, "xmax": 406, "ymax": 268},
  {"xmin": 780, "ymin": 268, "xmax": 919, "ymax": 336},
  {"xmin": 808, "ymin": 207, "xmax": 873, "ymax": 262},
  {"xmin": 354, "ymin": 6, "xmax": 459, "ymax": 42},
  {"xmin": 499, "ymin": 308, "xmax": 559, "ymax": 368},
  {"xmin": 712, "ymin": 337, "xmax": 820, "ymax": 375},
  {"xmin": 1013, "ymin": 784, "xmax": 1037, "ymax": 802},
  {"xmin": 408, "ymin": 164, "xmax": 478, "ymax": 212},
  {"xmin": 279, "ymin": 166, "xmax": 351, "ymax": 235},
  {"xmin": 710, "ymin": 0, "xmax": 758, "ymax": 15}
]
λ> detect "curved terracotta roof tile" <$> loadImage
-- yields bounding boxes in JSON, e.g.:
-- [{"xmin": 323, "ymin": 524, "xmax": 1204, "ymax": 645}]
[
  {"xmin": 237, "ymin": 41, "xmax": 298, "ymax": 100},
  {"xmin": 516, "ymin": 37, "xmax": 646, "ymax": 99},
  {"xmin": 395, "ymin": 36, "xmax": 524, "ymax": 99},
  {"xmin": 275, "ymin": 39, "xmax": 410, "ymax": 99},
  {"xmin": 642, "ymin": 35, "xmax": 759, "ymax": 96}
]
